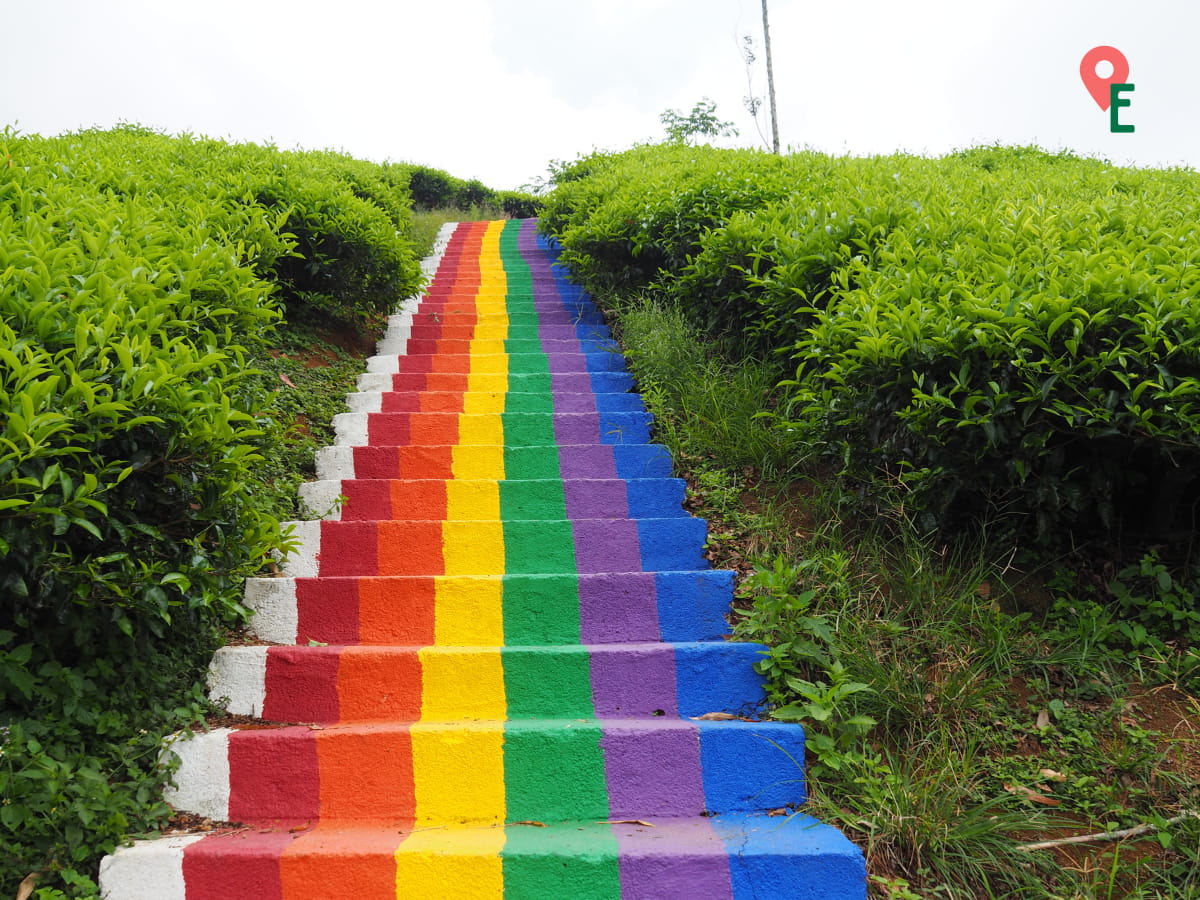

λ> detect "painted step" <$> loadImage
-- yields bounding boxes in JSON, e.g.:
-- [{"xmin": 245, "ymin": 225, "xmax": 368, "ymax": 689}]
[
  {"xmin": 366, "ymin": 337, "xmax": 620, "ymax": 357},
  {"xmin": 298, "ymin": 477, "xmax": 686, "ymax": 522},
  {"xmin": 242, "ymin": 571, "xmax": 734, "ymax": 646},
  {"xmin": 330, "ymin": 411, "xmax": 653, "ymax": 447},
  {"xmin": 344, "ymin": 389, "xmax": 645, "ymax": 414},
  {"xmin": 355, "ymin": 369, "xmax": 636, "ymax": 395},
  {"xmin": 365, "ymin": 351, "xmax": 629, "ymax": 375},
  {"xmin": 208, "ymin": 642, "xmax": 767, "ymax": 723},
  {"xmin": 161, "ymin": 718, "xmax": 807, "ymax": 824},
  {"xmin": 278, "ymin": 517, "xmax": 710, "ymax": 577},
  {"xmin": 314, "ymin": 443, "xmax": 674, "ymax": 482},
  {"xmin": 377, "ymin": 320, "xmax": 612, "ymax": 345},
  {"xmin": 100, "ymin": 814, "xmax": 865, "ymax": 900}
]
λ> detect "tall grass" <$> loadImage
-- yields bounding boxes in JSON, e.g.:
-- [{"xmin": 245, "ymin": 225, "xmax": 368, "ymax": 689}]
[{"xmin": 612, "ymin": 296, "xmax": 1200, "ymax": 900}]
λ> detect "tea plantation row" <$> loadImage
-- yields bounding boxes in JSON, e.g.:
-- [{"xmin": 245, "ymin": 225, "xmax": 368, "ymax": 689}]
[
  {"xmin": 540, "ymin": 143, "xmax": 1200, "ymax": 545},
  {"xmin": 0, "ymin": 126, "xmax": 529, "ymax": 895}
]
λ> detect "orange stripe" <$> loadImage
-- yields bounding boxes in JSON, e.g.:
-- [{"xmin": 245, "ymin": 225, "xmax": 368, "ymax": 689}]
[
  {"xmin": 336, "ymin": 648, "xmax": 423, "ymax": 722},
  {"xmin": 388, "ymin": 480, "xmax": 448, "ymax": 520},
  {"xmin": 376, "ymin": 521, "xmax": 444, "ymax": 576},
  {"xmin": 356, "ymin": 576, "xmax": 436, "ymax": 645},
  {"xmin": 315, "ymin": 725, "xmax": 415, "ymax": 819},
  {"xmin": 280, "ymin": 824, "xmax": 402, "ymax": 898}
]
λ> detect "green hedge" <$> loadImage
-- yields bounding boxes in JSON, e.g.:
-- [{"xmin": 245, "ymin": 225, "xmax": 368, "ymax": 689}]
[
  {"xmin": 540, "ymin": 143, "xmax": 1200, "ymax": 544},
  {"xmin": 406, "ymin": 163, "xmax": 542, "ymax": 219},
  {"xmin": 0, "ymin": 126, "xmax": 427, "ymax": 894}
]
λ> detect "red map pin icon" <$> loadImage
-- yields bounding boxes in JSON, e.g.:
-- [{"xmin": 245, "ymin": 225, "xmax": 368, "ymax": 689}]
[{"xmin": 1080, "ymin": 46, "xmax": 1130, "ymax": 111}]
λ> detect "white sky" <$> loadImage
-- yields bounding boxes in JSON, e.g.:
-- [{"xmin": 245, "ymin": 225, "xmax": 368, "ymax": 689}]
[{"xmin": 3, "ymin": 0, "xmax": 1196, "ymax": 190}]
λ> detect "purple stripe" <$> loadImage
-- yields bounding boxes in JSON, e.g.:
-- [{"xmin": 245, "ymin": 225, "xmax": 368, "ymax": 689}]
[
  {"xmin": 558, "ymin": 445, "xmax": 618, "ymax": 480},
  {"xmin": 547, "ymin": 353, "xmax": 594, "ymax": 375},
  {"xmin": 553, "ymin": 412, "xmax": 600, "ymax": 445},
  {"xmin": 573, "ymin": 519, "xmax": 641, "ymax": 574},
  {"xmin": 613, "ymin": 819, "xmax": 735, "ymax": 900},
  {"xmin": 553, "ymin": 393, "xmax": 599, "ymax": 414},
  {"xmin": 578, "ymin": 573, "xmax": 662, "ymax": 644},
  {"xmin": 589, "ymin": 644, "xmax": 679, "ymax": 717},
  {"xmin": 563, "ymin": 480, "xmax": 629, "ymax": 520},
  {"xmin": 599, "ymin": 720, "xmax": 705, "ymax": 818},
  {"xmin": 551, "ymin": 372, "xmax": 596, "ymax": 394}
]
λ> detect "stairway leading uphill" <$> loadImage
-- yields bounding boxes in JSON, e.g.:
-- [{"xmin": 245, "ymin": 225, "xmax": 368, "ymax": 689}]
[{"xmin": 99, "ymin": 219, "xmax": 866, "ymax": 899}]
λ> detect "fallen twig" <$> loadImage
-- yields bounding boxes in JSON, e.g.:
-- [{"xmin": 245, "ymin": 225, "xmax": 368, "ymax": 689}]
[{"xmin": 1016, "ymin": 810, "xmax": 1199, "ymax": 852}]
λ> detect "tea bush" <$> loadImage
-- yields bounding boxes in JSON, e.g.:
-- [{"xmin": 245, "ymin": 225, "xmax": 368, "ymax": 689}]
[
  {"xmin": 540, "ymin": 143, "xmax": 1200, "ymax": 544},
  {"xmin": 0, "ymin": 125, "xmax": 431, "ymax": 893}
]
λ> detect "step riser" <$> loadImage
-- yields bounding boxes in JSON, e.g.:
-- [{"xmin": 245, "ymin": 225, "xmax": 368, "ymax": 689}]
[
  {"xmin": 101, "ymin": 815, "xmax": 867, "ymax": 900},
  {"xmin": 243, "ymin": 572, "xmax": 734, "ymax": 646},
  {"xmin": 314, "ymin": 442, "xmax": 673, "ymax": 482},
  {"xmin": 356, "ymin": 369, "xmax": 636, "ymax": 395},
  {"xmin": 298, "ymin": 477, "xmax": 686, "ymax": 522},
  {"xmin": 330, "ymin": 411, "xmax": 652, "ymax": 448},
  {"xmin": 365, "ymin": 352, "xmax": 630, "ymax": 376},
  {"xmin": 379, "ymin": 321, "xmax": 612, "ymax": 344},
  {"xmin": 344, "ymin": 390, "xmax": 646, "ymax": 415},
  {"xmin": 278, "ymin": 517, "xmax": 709, "ymax": 578},
  {"xmin": 166, "ymin": 721, "xmax": 806, "ymax": 824},
  {"xmin": 209, "ymin": 643, "xmax": 766, "ymax": 723}
]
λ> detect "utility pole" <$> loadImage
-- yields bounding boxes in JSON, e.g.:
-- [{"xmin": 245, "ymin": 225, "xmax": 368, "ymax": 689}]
[{"xmin": 761, "ymin": 0, "xmax": 780, "ymax": 154}]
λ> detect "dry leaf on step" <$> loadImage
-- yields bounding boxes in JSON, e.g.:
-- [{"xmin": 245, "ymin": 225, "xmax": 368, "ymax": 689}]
[
  {"xmin": 17, "ymin": 874, "xmax": 38, "ymax": 900},
  {"xmin": 1004, "ymin": 784, "xmax": 1061, "ymax": 806},
  {"xmin": 603, "ymin": 820, "xmax": 655, "ymax": 827}
]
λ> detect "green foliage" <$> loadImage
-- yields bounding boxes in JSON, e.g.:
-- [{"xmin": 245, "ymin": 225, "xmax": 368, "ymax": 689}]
[
  {"xmin": 613, "ymin": 298, "xmax": 805, "ymax": 475},
  {"xmin": 659, "ymin": 97, "xmax": 738, "ymax": 144},
  {"xmin": 0, "ymin": 125, "xmax": 441, "ymax": 895},
  {"xmin": 405, "ymin": 163, "xmax": 541, "ymax": 220},
  {"xmin": 591, "ymin": 282, "xmax": 1200, "ymax": 898},
  {"xmin": 540, "ymin": 142, "xmax": 1200, "ymax": 548}
]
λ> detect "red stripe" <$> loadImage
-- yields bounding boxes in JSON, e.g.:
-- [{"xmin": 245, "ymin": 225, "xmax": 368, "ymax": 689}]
[
  {"xmin": 228, "ymin": 728, "xmax": 319, "ymax": 822},
  {"xmin": 263, "ymin": 646, "xmax": 342, "ymax": 724},
  {"xmin": 183, "ymin": 830, "xmax": 291, "ymax": 900},
  {"xmin": 295, "ymin": 577, "xmax": 359, "ymax": 644}
]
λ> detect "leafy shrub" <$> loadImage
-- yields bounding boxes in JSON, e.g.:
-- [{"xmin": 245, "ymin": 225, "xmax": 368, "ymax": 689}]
[
  {"xmin": 0, "ymin": 125, "xmax": 431, "ymax": 894},
  {"xmin": 540, "ymin": 143, "xmax": 799, "ymax": 297},
  {"xmin": 541, "ymin": 142, "xmax": 1200, "ymax": 546}
]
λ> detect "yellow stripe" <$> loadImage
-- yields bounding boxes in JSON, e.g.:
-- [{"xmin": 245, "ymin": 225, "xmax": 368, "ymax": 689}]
[
  {"xmin": 451, "ymin": 445, "xmax": 504, "ymax": 480},
  {"xmin": 433, "ymin": 576, "xmax": 504, "ymax": 646},
  {"xmin": 419, "ymin": 647, "xmax": 506, "ymax": 719},
  {"xmin": 445, "ymin": 479, "xmax": 500, "ymax": 520},
  {"xmin": 409, "ymin": 721, "xmax": 506, "ymax": 825},
  {"xmin": 394, "ymin": 827, "xmax": 505, "ymax": 899},
  {"xmin": 405, "ymin": 224, "xmax": 508, "ymax": 898}
]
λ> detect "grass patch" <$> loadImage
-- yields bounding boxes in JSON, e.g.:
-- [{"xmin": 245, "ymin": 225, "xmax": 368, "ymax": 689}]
[{"xmin": 612, "ymin": 294, "xmax": 1200, "ymax": 899}]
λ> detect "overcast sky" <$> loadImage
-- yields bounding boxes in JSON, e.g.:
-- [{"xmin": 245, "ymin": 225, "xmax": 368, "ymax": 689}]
[{"xmin": 3, "ymin": 0, "xmax": 1196, "ymax": 190}]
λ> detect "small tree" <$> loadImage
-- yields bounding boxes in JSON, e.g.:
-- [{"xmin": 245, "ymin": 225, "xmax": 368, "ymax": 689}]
[{"xmin": 659, "ymin": 98, "xmax": 738, "ymax": 144}]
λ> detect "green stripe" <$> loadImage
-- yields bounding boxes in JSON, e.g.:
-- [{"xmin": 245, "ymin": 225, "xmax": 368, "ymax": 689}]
[
  {"xmin": 501, "ymin": 575, "xmax": 582, "ymax": 645},
  {"xmin": 502, "ymin": 823, "xmax": 621, "ymax": 899},
  {"xmin": 497, "ymin": 221, "xmax": 610, "ymax": 870}
]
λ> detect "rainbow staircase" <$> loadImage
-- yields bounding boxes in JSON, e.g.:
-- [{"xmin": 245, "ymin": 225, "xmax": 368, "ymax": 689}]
[{"xmin": 99, "ymin": 220, "xmax": 866, "ymax": 898}]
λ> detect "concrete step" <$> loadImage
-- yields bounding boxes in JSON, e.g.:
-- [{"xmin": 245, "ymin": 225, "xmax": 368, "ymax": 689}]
[
  {"xmin": 276, "ymin": 516, "xmax": 710, "ymax": 578},
  {"xmin": 207, "ymin": 642, "xmax": 767, "ymax": 723},
  {"xmin": 355, "ymin": 368, "xmax": 636, "ymax": 395},
  {"xmin": 241, "ymin": 571, "xmax": 734, "ymax": 646},
  {"xmin": 314, "ymin": 442, "xmax": 673, "ymax": 482},
  {"xmin": 100, "ymin": 814, "xmax": 866, "ymax": 900},
  {"xmin": 330, "ymin": 410, "xmax": 652, "ymax": 447},
  {"xmin": 160, "ymin": 717, "xmax": 807, "ymax": 824},
  {"xmin": 297, "ymin": 477, "xmax": 686, "ymax": 522},
  {"xmin": 343, "ymin": 388, "xmax": 646, "ymax": 414}
]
